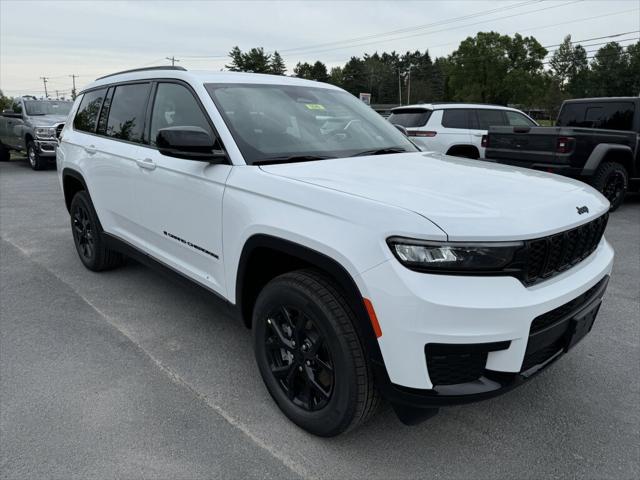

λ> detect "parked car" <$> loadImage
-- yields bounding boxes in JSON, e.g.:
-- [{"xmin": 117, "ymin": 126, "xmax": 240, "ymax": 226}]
[
  {"xmin": 58, "ymin": 67, "xmax": 613, "ymax": 436},
  {"xmin": 387, "ymin": 103, "xmax": 537, "ymax": 159},
  {"xmin": 0, "ymin": 96, "xmax": 72, "ymax": 170},
  {"xmin": 485, "ymin": 97, "xmax": 640, "ymax": 210}
]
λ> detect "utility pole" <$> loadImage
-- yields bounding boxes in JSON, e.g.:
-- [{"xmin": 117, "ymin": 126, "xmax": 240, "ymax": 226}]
[
  {"xmin": 165, "ymin": 56, "xmax": 180, "ymax": 67},
  {"xmin": 398, "ymin": 69, "xmax": 402, "ymax": 106},
  {"xmin": 55, "ymin": 90, "xmax": 59, "ymax": 100},
  {"xmin": 69, "ymin": 74, "xmax": 79, "ymax": 99},
  {"xmin": 40, "ymin": 76, "xmax": 49, "ymax": 98},
  {"xmin": 406, "ymin": 65, "xmax": 414, "ymax": 105}
]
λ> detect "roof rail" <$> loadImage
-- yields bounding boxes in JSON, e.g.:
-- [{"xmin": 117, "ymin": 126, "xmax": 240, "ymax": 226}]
[{"xmin": 96, "ymin": 65, "xmax": 187, "ymax": 81}]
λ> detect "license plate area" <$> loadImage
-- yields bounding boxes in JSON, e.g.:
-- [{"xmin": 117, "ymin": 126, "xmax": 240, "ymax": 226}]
[{"xmin": 564, "ymin": 302, "xmax": 601, "ymax": 351}]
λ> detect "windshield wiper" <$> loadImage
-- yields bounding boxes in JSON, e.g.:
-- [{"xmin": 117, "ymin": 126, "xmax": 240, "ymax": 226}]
[
  {"xmin": 350, "ymin": 147, "xmax": 409, "ymax": 157},
  {"xmin": 253, "ymin": 155, "xmax": 335, "ymax": 165}
]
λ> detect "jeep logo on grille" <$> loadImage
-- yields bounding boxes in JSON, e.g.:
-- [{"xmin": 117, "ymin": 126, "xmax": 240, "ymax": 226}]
[{"xmin": 576, "ymin": 206, "xmax": 589, "ymax": 215}]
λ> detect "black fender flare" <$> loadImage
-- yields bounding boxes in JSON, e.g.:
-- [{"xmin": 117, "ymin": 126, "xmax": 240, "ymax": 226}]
[{"xmin": 235, "ymin": 234, "xmax": 386, "ymax": 367}]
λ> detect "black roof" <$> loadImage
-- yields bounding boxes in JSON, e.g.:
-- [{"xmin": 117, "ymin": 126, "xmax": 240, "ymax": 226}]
[{"xmin": 563, "ymin": 96, "xmax": 639, "ymax": 104}]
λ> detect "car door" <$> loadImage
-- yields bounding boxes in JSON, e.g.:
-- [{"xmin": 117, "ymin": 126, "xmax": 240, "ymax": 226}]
[
  {"xmin": 128, "ymin": 81, "xmax": 232, "ymax": 295},
  {"xmin": 70, "ymin": 83, "xmax": 150, "ymax": 242},
  {"xmin": 4, "ymin": 100, "xmax": 26, "ymax": 149},
  {"xmin": 472, "ymin": 109, "xmax": 507, "ymax": 159},
  {"xmin": 439, "ymin": 108, "xmax": 472, "ymax": 154}
]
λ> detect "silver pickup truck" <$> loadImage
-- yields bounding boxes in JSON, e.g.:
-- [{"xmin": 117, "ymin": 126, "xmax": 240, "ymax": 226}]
[{"xmin": 0, "ymin": 96, "xmax": 72, "ymax": 170}]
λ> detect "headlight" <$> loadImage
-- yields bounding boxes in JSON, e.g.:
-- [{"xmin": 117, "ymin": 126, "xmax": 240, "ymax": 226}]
[
  {"xmin": 34, "ymin": 127, "xmax": 56, "ymax": 139},
  {"xmin": 387, "ymin": 237, "xmax": 524, "ymax": 272}
]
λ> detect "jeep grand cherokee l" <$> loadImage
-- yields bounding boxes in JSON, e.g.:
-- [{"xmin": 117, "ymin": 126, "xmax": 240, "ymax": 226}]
[{"xmin": 57, "ymin": 67, "xmax": 614, "ymax": 436}]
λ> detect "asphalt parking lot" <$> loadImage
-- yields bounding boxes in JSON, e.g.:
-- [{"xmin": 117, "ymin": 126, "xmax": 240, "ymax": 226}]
[{"xmin": 1, "ymin": 156, "xmax": 638, "ymax": 480}]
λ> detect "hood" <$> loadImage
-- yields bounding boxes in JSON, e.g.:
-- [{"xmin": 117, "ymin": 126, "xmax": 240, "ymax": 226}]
[
  {"xmin": 27, "ymin": 115, "xmax": 68, "ymax": 127},
  {"xmin": 260, "ymin": 152, "xmax": 609, "ymax": 241}
]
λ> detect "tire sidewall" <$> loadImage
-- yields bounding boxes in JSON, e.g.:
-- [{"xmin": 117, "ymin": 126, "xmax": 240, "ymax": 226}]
[
  {"xmin": 69, "ymin": 191, "xmax": 101, "ymax": 270},
  {"xmin": 27, "ymin": 141, "xmax": 42, "ymax": 170},
  {"xmin": 597, "ymin": 163, "xmax": 628, "ymax": 211},
  {"xmin": 253, "ymin": 278, "xmax": 359, "ymax": 436}
]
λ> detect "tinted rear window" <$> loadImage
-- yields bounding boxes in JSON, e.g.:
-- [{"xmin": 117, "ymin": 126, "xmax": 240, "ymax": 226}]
[
  {"xmin": 557, "ymin": 102, "xmax": 635, "ymax": 131},
  {"xmin": 442, "ymin": 109, "xmax": 470, "ymax": 129},
  {"xmin": 388, "ymin": 109, "xmax": 432, "ymax": 127},
  {"xmin": 73, "ymin": 88, "xmax": 107, "ymax": 133},
  {"xmin": 105, "ymin": 83, "xmax": 151, "ymax": 143}
]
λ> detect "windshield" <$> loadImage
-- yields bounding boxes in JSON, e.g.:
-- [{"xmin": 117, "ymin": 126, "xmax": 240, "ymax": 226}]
[
  {"xmin": 205, "ymin": 83, "xmax": 418, "ymax": 164},
  {"xmin": 388, "ymin": 108, "xmax": 432, "ymax": 128},
  {"xmin": 24, "ymin": 101, "xmax": 72, "ymax": 116}
]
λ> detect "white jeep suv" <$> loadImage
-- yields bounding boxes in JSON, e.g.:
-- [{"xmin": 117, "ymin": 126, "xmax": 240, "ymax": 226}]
[
  {"xmin": 58, "ymin": 67, "xmax": 613, "ymax": 436},
  {"xmin": 388, "ymin": 103, "xmax": 537, "ymax": 159}
]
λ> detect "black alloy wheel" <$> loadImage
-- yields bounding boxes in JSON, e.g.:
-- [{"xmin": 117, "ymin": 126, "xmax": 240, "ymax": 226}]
[
  {"xmin": 72, "ymin": 201, "xmax": 95, "ymax": 263},
  {"xmin": 264, "ymin": 304, "xmax": 334, "ymax": 411},
  {"xmin": 593, "ymin": 161, "xmax": 628, "ymax": 211},
  {"xmin": 69, "ymin": 191, "xmax": 125, "ymax": 271},
  {"xmin": 253, "ymin": 269, "xmax": 380, "ymax": 437}
]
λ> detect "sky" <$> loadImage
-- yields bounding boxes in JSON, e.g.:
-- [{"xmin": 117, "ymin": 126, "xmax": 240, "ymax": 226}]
[{"xmin": 1, "ymin": 0, "xmax": 639, "ymax": 98}]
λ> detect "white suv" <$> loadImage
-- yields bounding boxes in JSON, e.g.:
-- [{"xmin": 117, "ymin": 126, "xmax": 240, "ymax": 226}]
[
  {"xmin": 58, "ymin": 67, "xmax": 613, "ymax": 436},
  {"xmin": 388, "ymin": 103, "xmax": 537, "ymax": 159}
]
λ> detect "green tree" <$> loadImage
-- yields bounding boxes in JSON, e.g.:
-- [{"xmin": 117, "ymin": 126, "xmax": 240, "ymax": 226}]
[
  {"xmin": 590, "ymin": 42, "xmax": 630, "ymax": 96},
  {"xmin": 225, "ymin": 46, "xmax": 273, "ymax": 73},
  {"xmin": 549, "ymin": 35, "xmax": 590, "ymax": 96},
  {"xmin": 341, "ymin": 57, "xmax": 368, "ymax": 96},
  {"xmin": 293, "ymin": 62, "xmax": 314, "ymax": 79},
  {"xmin": 447, "ymin": 32, "xmax": 547, "ymax": 105},
  {"xmin": 270, "ymin": 51, "xmax": 286, "ymax": 75},
  {"xmin": 625, "ymin": 41, "xmax": 640, "ymax": 95},
  {"xmin": 0, "ymin": 90, "xmax": 13, "ymax": 112},
  {"xmin": 311, "ymin": 61, "xmax": 329, "ymax": 83},
  {"xmin": 328, "ymin": 67, "xmax": 344, "ymax": 87},
  {"xmin": 225, "ymin": 46, "xmax": 244, "ymax": 72}
]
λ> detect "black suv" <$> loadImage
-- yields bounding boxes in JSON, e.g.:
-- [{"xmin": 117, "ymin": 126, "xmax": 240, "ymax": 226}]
[{"xmin": 485, "ymin": 97, "xmax": 639, "ymax": 210}]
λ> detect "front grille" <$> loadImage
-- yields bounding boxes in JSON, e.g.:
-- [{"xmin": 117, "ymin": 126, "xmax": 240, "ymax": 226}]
[
  {"xmin": 425, "ymin": 342, "xmax": 509, "ymax": 386},
  {"xmin": 523, "ymin": 214, "xmax": 608, "ymax": 285},
  {"xmin": 530, "ymin": 277, "xmax": 607, "ymax": 333}
]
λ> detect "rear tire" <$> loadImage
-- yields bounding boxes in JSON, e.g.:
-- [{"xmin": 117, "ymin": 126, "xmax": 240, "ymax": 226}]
[
  {"xmin": 0, "ymin": 144, "xmax": 10, "ymax": 162},
  {"xmin": 592, "ymin": 161, "xmax": 628, "ymax": 211},
  {"xmin": 27, "ymin": 140, "xmax": 47, "ymax": 170},
  {"xmin": 69, "ymin": 191, "xmax": 125, "ymax": 271},
  {"xmin": 253, "ymin": 269, "xmax": 380, "ymax": 436}
]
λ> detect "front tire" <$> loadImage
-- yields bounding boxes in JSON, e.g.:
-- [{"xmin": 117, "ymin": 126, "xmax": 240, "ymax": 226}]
[
  {"xmin": 592, "ymin": 161, "xmax": 628, "ymax": 211},
  {"xmin": 253, "ymin": 269, "xmax": 380, "ymax": 437},
  {"xmin": 27, "ymin": 140, "xmax": 46, "ymax": 170},
  {"xmin": 69, "ymin": 191, "xmax": 125, "ymax": 271}
]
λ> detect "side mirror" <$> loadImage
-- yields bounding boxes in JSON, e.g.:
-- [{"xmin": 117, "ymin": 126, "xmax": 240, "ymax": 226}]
[
  {"xmin": 156, "ymin": 126, "xmax": 226, "ymax": 162},
  {"xmin": 393, "ymin": 124, "xmax": 408, "ymax": 136},
  {"xmin": 2, "ymin": 110, "xmax": 22, "ymax": 118}
]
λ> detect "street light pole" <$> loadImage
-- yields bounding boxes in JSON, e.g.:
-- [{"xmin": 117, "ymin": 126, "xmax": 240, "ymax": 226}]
[{"xmin": 165, "ymin": 56, "xmax": 180, "ymax": 67}]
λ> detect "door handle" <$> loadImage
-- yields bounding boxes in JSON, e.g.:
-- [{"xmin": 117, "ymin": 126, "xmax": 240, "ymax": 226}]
[
  {"xmin": 84, "ymin": 145, "xmax": 97, "ymax": 155},
  {"xmin": 136, "ymin": 158, "xmax": 156, "ymax": 170}
]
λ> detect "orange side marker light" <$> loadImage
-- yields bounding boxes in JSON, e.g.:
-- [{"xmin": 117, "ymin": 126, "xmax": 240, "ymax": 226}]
[{"xmin": 363, "ymin": 298, "xmax": 382, "ymax": 338}]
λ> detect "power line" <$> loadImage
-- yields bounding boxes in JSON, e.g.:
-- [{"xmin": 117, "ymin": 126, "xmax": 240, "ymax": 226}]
[
  {"xmin": 279, "ymin": 0, "xmax": 583, "ymax": 56},
  {"xmin": 281, "ymin": 0, "xmax": 542, "ymax": 54}
]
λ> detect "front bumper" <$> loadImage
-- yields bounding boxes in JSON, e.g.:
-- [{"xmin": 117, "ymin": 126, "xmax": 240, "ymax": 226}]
[
  {"xmin": 35, "ymin": 139, "xmax": 58, "ymax": 157},
  {"xmin": 359, "ymin": 238, "xmax": 614, "ymax": 409}
]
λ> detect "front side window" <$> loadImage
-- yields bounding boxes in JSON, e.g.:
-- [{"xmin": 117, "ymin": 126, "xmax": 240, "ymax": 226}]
[
  {"xmin": 388, "ymin": 108, "xmax": 432, "ymax": 128},
  {"xmin": 105, "ymin": 83, "xmax": 150, "ymax": 143},
  {"xmin": 475, "ymin": 109, "xmax": 506, "ymax": 130},
  {"xmin": 206, "ymin": 83, "xmax": 417, "ymax": 164},
  {"xmin": 441, "ymin": 109, "xmax": 469, "ymax": 129},
  {"xmin": 150, "ymin": 83, "xmax": 213, "ymax": 146},
  {"xmin": 505, "ymin": 111, "xmax": 536, "ymax": 127},
  {"xmin": 74, "ymin": 88, "xmax": 107, "ymax": 133}
]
